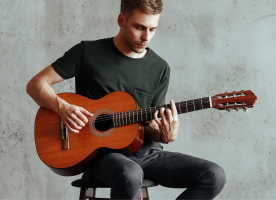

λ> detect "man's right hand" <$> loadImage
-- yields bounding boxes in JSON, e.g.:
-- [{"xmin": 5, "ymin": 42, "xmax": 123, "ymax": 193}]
[
  {"xmin": 57, "ymin": 98, "xmax": 93, "ymax": 133},
  {"xmin": 27, "ymin": 65, "xmax": 93, "ymax": 133}
]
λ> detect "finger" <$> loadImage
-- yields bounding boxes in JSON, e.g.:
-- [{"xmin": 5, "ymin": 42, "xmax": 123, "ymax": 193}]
[
  {"xmin": 67, "ymin": 117, "xmax": 82, "ymax": 130},
  {"xmin": 75, "ymin": 109, "xmax": 89, "ymax": 124},
  {"xmin": 154, "ymin": 110, "xmax": 161, "ymax": 125},
  {"xmin": 160, "ymin": 107, "xmax": 168, "ymax": 125},
  {"xmin": 166, "ymin": 108, "xmax": 173, "ymax": 123},
  {"xmin": 70, "ymin": 113, "xmax": 85, "ymax": 127},
  {"xmin": 171, "ymin": 100, "xmax": 179, "ymax": 120},
  {"xmin": 79, "ymin": 107, "xmax": 93, "ymax": 117},
  {"xmin": 64, "ymin": 120, "xmax": 79, "ymax": 133}
]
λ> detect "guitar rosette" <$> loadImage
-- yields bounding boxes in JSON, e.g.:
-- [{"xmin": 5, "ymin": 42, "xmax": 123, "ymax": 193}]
[{"xmin": 89, "ymin": 109, "xmax": 116, "ymax": 137}]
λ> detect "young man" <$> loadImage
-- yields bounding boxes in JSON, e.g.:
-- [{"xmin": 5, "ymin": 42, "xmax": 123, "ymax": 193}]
[{"xmin": 27, "ymin": 0, "xmax": 226, "ymax": 199}]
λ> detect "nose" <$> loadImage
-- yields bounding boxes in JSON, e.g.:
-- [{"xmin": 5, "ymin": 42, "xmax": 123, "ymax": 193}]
[{"xmin": 141, "ymin": 29, "xmax": 150, "ymax": 41}]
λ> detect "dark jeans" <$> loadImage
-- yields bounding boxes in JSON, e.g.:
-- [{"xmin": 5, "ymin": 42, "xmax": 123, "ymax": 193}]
[{"xmin": 83, "ymin": 147, "xmax": 226, "ymax": 200}]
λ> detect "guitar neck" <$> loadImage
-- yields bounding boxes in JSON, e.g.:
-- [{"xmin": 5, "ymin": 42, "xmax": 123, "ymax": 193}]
[{"xmin": 112, "ymin": 97, "xmax": 211, "ymax": 127}]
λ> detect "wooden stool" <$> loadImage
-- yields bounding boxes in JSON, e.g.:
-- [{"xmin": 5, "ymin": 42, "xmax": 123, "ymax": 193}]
[{"xmin": 71, "ymin": 178, "xmax": 158, "ymax": 200}]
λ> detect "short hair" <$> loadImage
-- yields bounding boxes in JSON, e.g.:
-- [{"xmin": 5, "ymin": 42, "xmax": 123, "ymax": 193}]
[{"xmin": 121, "ymin": 0, "xmax": 163, "ymax": 19}]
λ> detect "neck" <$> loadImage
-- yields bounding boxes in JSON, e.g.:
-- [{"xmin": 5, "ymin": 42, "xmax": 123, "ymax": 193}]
[
  {"xmin": 111, "ymin": 97, "xmax": 212, "ymax": 128},
  {"xmin": 113, "ymin": 34, "xmax": 146, "ymax": 58}
]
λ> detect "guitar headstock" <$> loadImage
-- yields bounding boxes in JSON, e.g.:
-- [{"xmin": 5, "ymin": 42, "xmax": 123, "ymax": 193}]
[{"xmin": 211, "ymin": 90, "xmax": 257, "ymax": 112}]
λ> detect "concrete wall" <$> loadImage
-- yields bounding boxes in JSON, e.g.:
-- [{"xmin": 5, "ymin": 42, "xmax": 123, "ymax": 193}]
[{"xmin": 0, "ymin": 0, "xmax": 275, "ymax": 199}]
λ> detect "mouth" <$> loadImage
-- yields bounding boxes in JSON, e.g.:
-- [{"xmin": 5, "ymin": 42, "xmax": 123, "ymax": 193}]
[{"xmin": 136, "ymin": 43, "xmax": 147, "ymax": 48}]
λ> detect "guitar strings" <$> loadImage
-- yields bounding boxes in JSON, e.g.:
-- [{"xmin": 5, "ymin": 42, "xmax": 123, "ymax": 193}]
[
  {"xmin": 92, "ymin": 97, "xmax": 218, "ymax": 123},
  {"xmin": 84, "ymin": 95, "xmax": 244, "ymax": 124},
  {"xmin": 93, "ymin": 95, "xmax": 243, "ymax": 124},
  {"xmin": 94, "ymin": 97, "xmax": 222, "ymax": 122}
]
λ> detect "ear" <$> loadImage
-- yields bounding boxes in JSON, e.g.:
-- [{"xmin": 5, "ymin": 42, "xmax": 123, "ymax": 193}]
[{"xmin": 117, "ymin": 13, "xmax": 125, "ymax": 28}]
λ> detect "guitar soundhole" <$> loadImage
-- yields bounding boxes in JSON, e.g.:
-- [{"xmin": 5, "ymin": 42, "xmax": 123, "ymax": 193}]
[{"xmin": 94, "ymin": 114, "xmax": 112, "ymax": 132}]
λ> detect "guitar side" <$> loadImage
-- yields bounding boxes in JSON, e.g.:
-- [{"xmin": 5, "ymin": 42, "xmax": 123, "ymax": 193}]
[{"xmin": 34, "ymin": 92, "xmax": 144, "ymax": 176}]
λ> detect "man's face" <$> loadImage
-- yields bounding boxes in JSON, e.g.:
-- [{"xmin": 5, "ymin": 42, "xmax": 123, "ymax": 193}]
[{"xmin": 122, "ymin": 9, "xmax": 160, "ymax": 54}]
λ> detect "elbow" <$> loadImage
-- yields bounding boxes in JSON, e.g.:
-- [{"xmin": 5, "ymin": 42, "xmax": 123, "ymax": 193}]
[{"xmin": 26, "ymin": 77, "xmax": 36, "ymax": 97}]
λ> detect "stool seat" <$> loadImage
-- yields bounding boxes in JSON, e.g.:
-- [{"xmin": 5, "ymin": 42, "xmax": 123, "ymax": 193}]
[{"xmin": 71, "ymin": 178, "xmax": 158, "ymax": 188}]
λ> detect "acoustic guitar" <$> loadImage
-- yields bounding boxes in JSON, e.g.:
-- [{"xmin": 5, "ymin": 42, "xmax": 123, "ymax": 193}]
[{"xmin": 34, "ymin": 90, "xmax": 257, "ymax": 176}]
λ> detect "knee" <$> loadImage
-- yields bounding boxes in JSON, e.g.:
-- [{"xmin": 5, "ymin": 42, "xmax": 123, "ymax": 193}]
[
  {"xmin": 113, "ymin": 162, "xmax": 143, "ymax": 186},
  {"xmin": 200, "ymin": 163, "xmax": 226, "ymax": 196}
]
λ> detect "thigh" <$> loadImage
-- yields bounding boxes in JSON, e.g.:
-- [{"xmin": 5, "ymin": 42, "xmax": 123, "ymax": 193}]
[
  {"xmin": 142, "ymin": 151, "xmax": 219, "ymax": 188},
  {"xmin": 83, "ymin": 152, "xmax": 141, "ymax": 185}
]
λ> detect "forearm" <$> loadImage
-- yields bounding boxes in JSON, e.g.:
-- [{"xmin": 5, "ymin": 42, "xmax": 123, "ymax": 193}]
[
  {"xmin": 27, "ymin": 65, "xmax": 92, "ymax": 133},
  {"xmin": 26, "ymin": 76, "xmax": 65, "ymax": 113}
]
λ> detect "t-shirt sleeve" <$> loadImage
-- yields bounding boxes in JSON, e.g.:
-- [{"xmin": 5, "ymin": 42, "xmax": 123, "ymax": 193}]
[
  {"xmin": 51, "ymin": 41, "xmax": 85, "ymax": 79},
  {"xmin": 151, "ymin": 65, "xmax": 170, "ymax": 106}
]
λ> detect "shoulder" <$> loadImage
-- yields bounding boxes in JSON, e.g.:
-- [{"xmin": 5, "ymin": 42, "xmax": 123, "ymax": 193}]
[{"xmin": 81, "ymin": 38, "xmax": 113, "ymax": 48}]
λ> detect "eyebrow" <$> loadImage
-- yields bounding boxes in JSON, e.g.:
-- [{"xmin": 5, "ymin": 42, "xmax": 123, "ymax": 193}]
[{"xmin": 133, "ymin": 23, "xmax": 158, "ymax": 29}]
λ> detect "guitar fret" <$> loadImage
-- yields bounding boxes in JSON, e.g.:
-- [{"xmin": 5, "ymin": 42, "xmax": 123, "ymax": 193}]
[
  {"xmin": 113, "ymin": 114, "xmax": 115, "ymax": 127},
  {"xmin": 201, "ymin": 98, "xmax": 203, "ymax": 109},
  {"xmin": 116, "ymin": 113, "xmax": 118, "ymax": 127},
  {"xmin": 141, "ymin": 109, "xmax": 143, "ymax": 121},
  {"xmin": 145, "ymin": 108, "xmax": 147, "ymax": 120},
  {"xmin": 125, "ymin": 111, "xmax": 127, "ymax": 124},
  {"xmin": 128, "ymin": 111, "xmax": 131, "ymax": 124},
  {"xmin": 119, "ymin": 112, "xmax": 121, "ymax": 126},
  {"xmin": 193, "ymin": 99, "xmax": 195, "ymax": 111},
  {"xmin": 186, "ymin": 102, "xmax": 188, "ymax": 112},
  {"xmin": 178, "ymin": 102, "xmax": 181, "ymax": 114}
]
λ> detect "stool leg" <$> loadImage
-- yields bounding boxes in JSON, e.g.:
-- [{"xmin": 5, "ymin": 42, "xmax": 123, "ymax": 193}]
[
  {"xmin": 89, "ymin": 188, "xmax": 96, "ymax": 199},
  {"xmin": 79, "ymin": 187, "xmax": 87, "ymax": 200},
  {"xmin": 140, "ymin": 188, "xmax": 150, "ymax": 200}
]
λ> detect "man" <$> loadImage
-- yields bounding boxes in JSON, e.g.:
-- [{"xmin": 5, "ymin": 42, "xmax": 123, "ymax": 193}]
[{"xmin": 27, "ymin": 0, "xmax": 226, "ymax": 199}]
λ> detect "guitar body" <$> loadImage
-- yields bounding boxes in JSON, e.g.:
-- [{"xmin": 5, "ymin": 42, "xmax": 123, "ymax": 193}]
[{"xmin": 35, "ymin": 91, "xmax": 144, "ymax": 176}]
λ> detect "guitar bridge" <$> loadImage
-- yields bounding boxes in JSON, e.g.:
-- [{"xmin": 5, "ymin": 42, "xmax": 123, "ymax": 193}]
[{"xmin": 61, "ymin": 121, "xmax": 69, "ymax": 150}]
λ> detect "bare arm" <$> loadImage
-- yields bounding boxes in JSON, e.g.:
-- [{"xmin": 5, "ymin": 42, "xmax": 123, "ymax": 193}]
[
  {"xmin": 144, "ymin": 100, "xmax": 179, "ymax": 143},
  {"xmin": 26, "ymin": 65, "xmax": 93, "ymax": 133}
]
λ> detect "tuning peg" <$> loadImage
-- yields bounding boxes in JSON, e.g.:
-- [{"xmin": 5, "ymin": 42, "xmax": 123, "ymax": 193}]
[
  {"xmin": 235, "ymin": 108, "xmax": 239, "ymax": 112},
  {"xmin": 233, "ymin": 90, "xmax": 236, "ymax": 92},
  {"xmin": 226, "ymin": 108, "xmax": 231, "ymax": 112},
  {"xmin": 243, "ymin": 107, "xmax": 248, "ymax": 112},
  {"xmin": 225, "ymin": 91, "xmax": 228, "ymax": 93}
]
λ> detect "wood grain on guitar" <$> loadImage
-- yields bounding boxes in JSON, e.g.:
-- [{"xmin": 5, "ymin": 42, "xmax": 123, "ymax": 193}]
[{"xmin": 34, "ymin": 90, "xmax": 257, "ymax": 176}]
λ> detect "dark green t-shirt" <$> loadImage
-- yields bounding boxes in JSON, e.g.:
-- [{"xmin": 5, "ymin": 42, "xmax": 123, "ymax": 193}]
[{"xmin": 52, "ymin": 37, "xmax": 170, "ymax": 149}]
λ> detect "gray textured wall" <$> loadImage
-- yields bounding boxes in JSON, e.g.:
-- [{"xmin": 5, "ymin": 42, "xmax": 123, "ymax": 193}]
[{"xmin": 0, "ymin": 0, "xmax": 275, "ymax": 199}]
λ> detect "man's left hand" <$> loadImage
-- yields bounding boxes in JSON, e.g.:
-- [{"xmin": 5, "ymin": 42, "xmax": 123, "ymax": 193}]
[{"xmin": 154, "ymin": 100, "xmax": 179, "ymax": 143}]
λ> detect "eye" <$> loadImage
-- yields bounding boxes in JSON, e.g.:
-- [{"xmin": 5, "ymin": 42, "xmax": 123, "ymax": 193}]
[{"xmin": 136, "ymin": 26, "xmax": 143, "ymax": 30}]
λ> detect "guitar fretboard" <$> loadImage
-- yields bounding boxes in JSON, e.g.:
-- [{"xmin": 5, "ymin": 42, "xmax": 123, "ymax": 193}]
[{"xmin": 111, "ymin": 97, "xmax": 211, "ymax": 128}]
